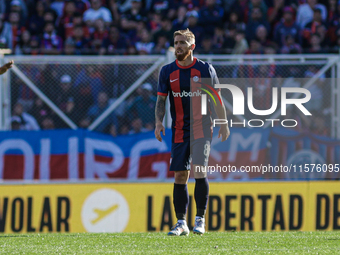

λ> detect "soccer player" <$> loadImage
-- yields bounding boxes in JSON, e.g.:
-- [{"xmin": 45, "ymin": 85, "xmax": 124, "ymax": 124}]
[
  {"xmin": 155, "ymin": 29, "xmax": 230, "ymax": 236},
  {"xmin": 0, "ymin": 60, "xmax": 14, "ymax": 75}
]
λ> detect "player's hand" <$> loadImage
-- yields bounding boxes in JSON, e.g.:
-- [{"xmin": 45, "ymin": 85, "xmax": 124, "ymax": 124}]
[
  {"xmin": 218, "ymin": 124, "xmax": 230, "ymax": 142},
  {"xmin": 3, "ymin": 60, "xmax": 14, "ymax": 70},
  {"xmin": 155, "ymin": 122, "xmax": 165, "ymax": 142},
  {"xmin": 0, "ymin": 60, "xmax": 14, "ymax": 74}
]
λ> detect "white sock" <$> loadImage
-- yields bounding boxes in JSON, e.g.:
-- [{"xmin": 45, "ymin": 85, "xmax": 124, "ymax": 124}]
[
  {"xmin": 196, "ymin": 216, "xmax": 204, "ymax": 221},
  {"xmin": 178, "ymin": 220, "xmax": 186, "ymax": 225}
]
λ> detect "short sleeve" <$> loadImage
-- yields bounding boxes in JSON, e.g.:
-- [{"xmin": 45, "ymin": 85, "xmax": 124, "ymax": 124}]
[
  {"xmin": 157, "ymin": 66, "xmax": 169, "ymax": 96},
  {"xmin": 208, "ymin": 64, "xmax": 220, "ymax": 92}
]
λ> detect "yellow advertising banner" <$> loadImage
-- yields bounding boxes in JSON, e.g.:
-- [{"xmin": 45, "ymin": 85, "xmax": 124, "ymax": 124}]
[{"xmin": 0, "ymin": 181, "xmax": 339, "ymax": 233}]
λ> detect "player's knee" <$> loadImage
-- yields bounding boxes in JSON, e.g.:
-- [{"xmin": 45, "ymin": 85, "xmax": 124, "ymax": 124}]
[
  {"xmin": 174, "ymin": 170, "xmax": 189, "ymax": 184},
  {"xmin": 193, "ymin": 165, "xmax": 207, "ymax": 178}
]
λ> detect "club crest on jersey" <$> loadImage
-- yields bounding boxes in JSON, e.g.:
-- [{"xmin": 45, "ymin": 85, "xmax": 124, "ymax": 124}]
[{"xmin": 193, "ymin": 76, "xmax": 199, "ymax": 82}]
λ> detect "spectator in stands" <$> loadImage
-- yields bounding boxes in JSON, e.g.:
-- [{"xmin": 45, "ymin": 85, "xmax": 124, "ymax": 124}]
[
  {"xmin": 199, "ymin": 0, "xmax": 224, "ymax": 36},
  {"xmin": 11, "ymin": 102, "xmax": 40, "ymax": 130},
  {"xmin": 56, "ymin": 74, "xmax": 76, "ymax": 112},
  {"xmin": 129, "ymin": 118, "xmax": 148, "ymax": 134},
  {"xmin": 28, "ymin": 0, "xmax": 46, "ymax": 36},
  {"xmin": 74, "ymin": 66, "xmax": 104, "ymax": 102},
  {"xmin": 120, "ymin": 0, "xmax": 147, "ymax": 32},
  {"xmin": 0, "ymin": 16, "xmax": 13, "ymax": 50},
  {"xmin": 255, "ymin": 25, "xmax": 274, "ymax": 47},
  {"xmin": 108, "ymin": 0, "xmax": 120, "ymax": 26},
  {"xmin": 184, "ymin": 10, "xmax": 204, "ymax": 47},
  {"xmin": 79, "ymin": 117, "xmax": 91, "ymax": 128},
  {"xmin": 73, "ymin": 0, "xmax": 91, "ymax": 15},
  {"xmin": 302, "ymin": 8, "xmax": 328, "ymax": 48},
  {"xmin": 11, "ymin": 116, "xmax": 21, "ymax": 130},
  {"xmin": 328, "ymin": 0, "xmax": 338, "ymax": 22},
  {"xmin": 296, "ymin": 0, "xmax": 327, "ymax": 28},
  {"xmin": 83, "ymin": 0, "xmax": 113, "ymax": 29},
  {"xmin": 135, "ymin": 28, "xmax": 155, "ymax": 54},
  {"xmin": 90, "ymin": 18, "xmax": 108, "ymax": 52},
  {"xmin": 41, "ymin": 117, "xmax": 55, "ymax": 130},
  {"xmin": 248, "ymin": 0, "xmax": 268, "ymax": 22},
  {"xmin": 224, "ymin": 11, "xmax": 246, "ymax": 33},
  {"xmin": 87, "ymin": 91, "xmax": 118, "ymax": 133},
  {"xmin": 28, "ymin": 35, "xmax": 40, "ymax": 55},
  {"xmin": 58, "ymin": 0, "xmax": 77, "ymax": 40},
  {"xmin": 316, "ymin": 24, "xmax": 329, "ymax": 47},
  {"xmin": 73, "ymin": 12, "xmax": 90, "ymax": 38},
  {"xmin": 73, "ymin": 25, "xmax": 91, "ymax": 54},
  {"xmin": 153, "ymin": 34, "xmax": 170, "ymax": 54},
  {"xmin": 109, "ymin": 123, "xmax": 117, "ymax": 137},
  {"xmin": 149, "ymin": 0, "xmax": 177, "ymax": 20},
  {"xmin": 8, "ymin": 11, "xmax": 25, "ymax": 50},
  {"xmin": 232, "ymin": 29, "xmax": 249, "ymax": 54},
  {"xmin": 152, "ymin": 17, "xmax": 173, "ymax": 46},
  {"xmin": 43, "ymin": 8, "xmax": 57, "ymax": 26},
  {"xmin": 9, "ymin": 0, "xmax": 28, "ymax": 25},
  {"xmin": 280, "ymin": 34, "xmax": 302, "ymax": 53},
  {"xmin": 149, "ymin": 11, "xmax": 162, "ymax": 33},
  {"xmin": 129, "ymin": 83, "xmax": 156, "ymax": 127},
  {"xmin": 63, "ymin": 37, "xmax": 76, "ymax": 55},
  {"xmin": 100, "ymin": 25, "xmax": 128, "ymax": 55},
  {"xmin": 196, "ymin": 35, "xmax": 214, "ymax": 54},
  {"xmin": 64, "ymin": 97, "xmax": 81, "ymax": 125},
  {"xmin": 40, "ymin": 22, "xmax": 63, "ymax": 55},
  {"xmin": 245, "ymin": 39, "xmax": 264, "ymax": 54},
  {"xmin": 306, "ymin": 33, "xmax": 325, "ymax": 53},
  {"xmin": 29, "ymin": 97, "xmax": 51, "ymax": 128},
  {"xmin": 267, "ymin": 0, "xmax": 285, "ymax": 27},
  {"xmin": 213, "ymin": 26, "xmax": 226, "ymax": 52},
  {"xmin": 245, "ymin": 7, "xmax": 270, "ymax": 41},
  {"xmin": 274, "ymin": 6, "xmax": 300, "ymax": 47},
  {"xmin": 119, "ymin": 124, "xmax": 130, "ymax": 135},
  {"xmin": 15, "ymin": 30, "xmax": 31, "ymax": 55},
  {"xmin": 74, "ymin": 82, "xmax": 94, "ymax": 121},
  {"xmin": 172, "ymin": 5, "xmax": 187, "ymax": 31}
]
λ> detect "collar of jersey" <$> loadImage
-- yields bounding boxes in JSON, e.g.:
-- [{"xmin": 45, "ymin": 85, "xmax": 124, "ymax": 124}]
[{"xmin": 176, "ymin": 57, "xmax": 197, "ymax": 69}]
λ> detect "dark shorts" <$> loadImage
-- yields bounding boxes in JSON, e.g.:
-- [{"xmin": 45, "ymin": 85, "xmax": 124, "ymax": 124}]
[{"xmin": 169, "ymin": 138, "xmax": 211, "ymax": 171}]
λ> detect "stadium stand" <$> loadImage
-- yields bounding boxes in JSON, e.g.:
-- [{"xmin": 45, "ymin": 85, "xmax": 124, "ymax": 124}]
[{"xmin": 1, "ymin": 0, "xmax": 336, "ymax": 136}]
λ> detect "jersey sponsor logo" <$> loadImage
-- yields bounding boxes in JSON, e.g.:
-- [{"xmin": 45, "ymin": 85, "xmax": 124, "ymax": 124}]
[{"xmin": 172, "ymin": 90, "xmax": 202, "ymax": 97}]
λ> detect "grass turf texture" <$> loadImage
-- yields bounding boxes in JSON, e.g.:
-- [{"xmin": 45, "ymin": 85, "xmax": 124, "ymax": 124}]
[{"xmin": 0, "ymin": 232, "xmax": 339, "ymax": 254}]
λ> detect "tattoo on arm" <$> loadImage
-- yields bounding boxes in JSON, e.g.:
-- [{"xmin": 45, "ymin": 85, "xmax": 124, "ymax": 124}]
[{"xmin": 155, "ymin": 95, "xmax": 166, "ymax": 124}]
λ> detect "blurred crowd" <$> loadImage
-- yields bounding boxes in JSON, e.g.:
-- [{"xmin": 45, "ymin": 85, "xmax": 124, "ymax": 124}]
[
  {"xmin": 9, "ymin": 61, "xmax": 332, "ymax": 137},
  {"xmin": 1, "ymin": 0, "xmax": 340, "ymax": 55},
  {"xmin": 4, "ymin": 0, "xmax": 334, "ymax": 137}
]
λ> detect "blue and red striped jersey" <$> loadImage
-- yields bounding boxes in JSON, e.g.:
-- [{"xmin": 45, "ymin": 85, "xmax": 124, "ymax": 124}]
[{"xmin": 157, "ymin": 57, "xmax": 220, "ymax": 143}]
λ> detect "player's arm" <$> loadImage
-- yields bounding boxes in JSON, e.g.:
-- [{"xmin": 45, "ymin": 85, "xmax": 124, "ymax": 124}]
[
  {"xmin": 155, "ymin": 95, "xmax": 167, "ymax": 142},
  {"xmin": 0, "ymin": 60, "xmax": 14, "ymax": 75},
  {"xmin": 209, "ymin": 64, "xmax": 229, "ymax": 142},
  {"xmin": 213, "ymin": 91, "xmax": 230, "ymax": 142}
]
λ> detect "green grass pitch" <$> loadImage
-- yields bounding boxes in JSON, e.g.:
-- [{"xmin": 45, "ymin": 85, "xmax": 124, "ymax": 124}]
[{"xmin": 0, "ymin": 232, "xmax": 339, "ymax": 254}]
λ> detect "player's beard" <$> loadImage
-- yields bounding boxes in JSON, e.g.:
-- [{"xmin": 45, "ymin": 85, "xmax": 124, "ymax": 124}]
[{"xmin": 175, "ymin": 48, "xmax": 191, "ymax": 61}]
